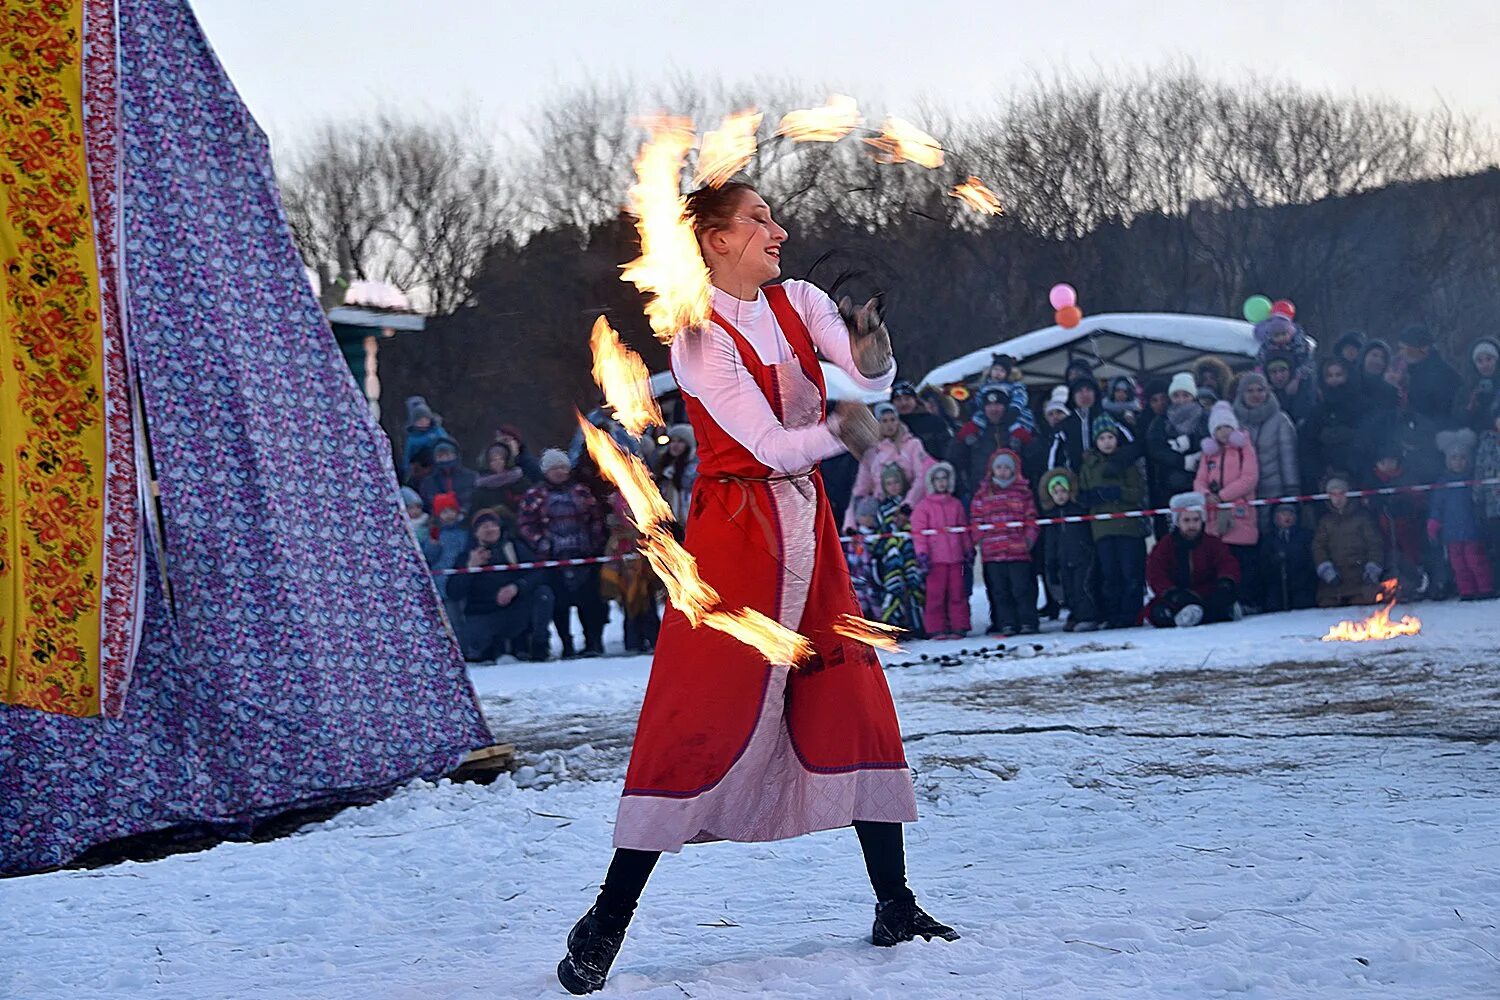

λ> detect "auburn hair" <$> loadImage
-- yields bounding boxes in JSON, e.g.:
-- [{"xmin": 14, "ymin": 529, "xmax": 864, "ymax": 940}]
[{"xmin": 684, "ymin": 181, "xmax": 757, "ymax": 241}]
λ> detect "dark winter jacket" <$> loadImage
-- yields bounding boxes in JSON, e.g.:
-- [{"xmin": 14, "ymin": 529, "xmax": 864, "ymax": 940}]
[
  {"xmin": 1144, "ymin": 403, "xmax": 1207, "ymax": 505},
  {"xmin": 1145, "ymin": 528, "xmax": 1239, "ymax": 607},
  {"xmin": 1059, "ymin": 405, "xmax": 1142, "ymax": 471},
  {"xmin": 1300, "ymin": 376, "xmax": 1366, "ymax": 486},
  {"xmin": 947, "ymin": 419, "xmax": 1013, "ymax": 500},
  {"xmin": 1079, "ymin": 448, "xmax": 1146, "ymax": 541},
  {"xmin": 419, "ymin": 460, "xmax": 479, "ymax": 516},
  {"xmin": 1258, "ymin": 523, "xmax": 1317, "ymax": 611},
  {"xmin": 1452, "ymin": 339, "xmax": 1500, "ymax": 433},
  {"xmin": 517, "ymin": 480, "xmax": 607, "ymax": 559},
  {"xmin": 900, "ymin": 410, "xmax": 953, "ymax": 466},
  {"xmin": 1402, "ymin": 351, "xmax": 1460, "ymax": 424},
  {"xmin": 1037, "ymin": 468, "xmax": 1093, "ymax": 572},
  {"xmin": 446, "ymin": 528, "xmax": 545, "ymax": 628}
]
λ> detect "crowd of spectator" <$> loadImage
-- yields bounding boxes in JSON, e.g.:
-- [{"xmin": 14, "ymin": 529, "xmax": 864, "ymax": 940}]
[{"xmin": 397, "ymin": 319, "xmax": 1500, "ymax": 661}]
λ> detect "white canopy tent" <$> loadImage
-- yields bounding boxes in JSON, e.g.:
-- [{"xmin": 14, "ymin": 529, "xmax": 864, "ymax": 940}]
[{"xmin": 920, "ymin": 313, "xmax": 1261, "ymax": 391}]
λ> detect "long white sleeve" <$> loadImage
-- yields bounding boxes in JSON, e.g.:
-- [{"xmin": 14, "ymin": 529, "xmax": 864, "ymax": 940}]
[
  {"xmin": 781, "ymin": 279, "xmax": 897, "ymax": 393},
  {"xmin": 672, "ymin": 322, "xmax": 843, "ymax": 475}
]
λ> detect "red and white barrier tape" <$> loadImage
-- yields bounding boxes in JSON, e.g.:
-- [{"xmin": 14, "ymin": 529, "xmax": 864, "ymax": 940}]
[{"xmin": 432, "ymin": 476, "xmax": 1500, "ymax": 574}]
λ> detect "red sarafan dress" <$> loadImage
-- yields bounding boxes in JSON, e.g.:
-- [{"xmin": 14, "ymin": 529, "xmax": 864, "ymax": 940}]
[{"xmin": 614, "ymin": 284, "xmax": 918, "ymax": 852}]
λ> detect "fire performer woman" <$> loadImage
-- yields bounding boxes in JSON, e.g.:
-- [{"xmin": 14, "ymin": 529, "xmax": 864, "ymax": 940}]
[{"xmin": 558, "ymin": 182, "xmax": 958, "ymax": 994}]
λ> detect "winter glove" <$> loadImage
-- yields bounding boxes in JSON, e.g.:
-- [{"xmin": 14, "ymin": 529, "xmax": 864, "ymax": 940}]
[
  {"xmin": 1184, "ymin": 452, "xmax": 1201, "ymax": 472},
  {"xmin": 840, "ymin": 296, "xmax": 893, "ymax": 378},
  {"xmin": 1427, "ymin": 519, "xmax": 1441, "ymax": 542},
  {"xmin": 830, "ymin": 401, "xmax": 880, "ymax": 460},
  {"xmin": 1169, "ymin": 434, "xmax": 1190, "ymax": 454},
  {"xmin": 1363, "ymin": 562, "xmax": 1383, "ymax": 584},
  {"xmin": 1317, "ymin": 561, "xmax": 1340, "ymax": 585}
]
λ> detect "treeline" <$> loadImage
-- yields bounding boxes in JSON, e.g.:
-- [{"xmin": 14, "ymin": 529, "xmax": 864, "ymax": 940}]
[{"xmin": 271, "ymin": 68, "xmax": 1500, "ymax": 451}]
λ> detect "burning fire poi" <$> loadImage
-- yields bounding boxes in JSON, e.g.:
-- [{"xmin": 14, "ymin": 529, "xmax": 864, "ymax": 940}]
[
  {"xmin": 1321, "ymin": 579, "xmax": 1421, "ymax": 641},
  {"xmin": 589, "ymin": 315, "xmax": 664, "ymax": 436},
  {"xmin": 774, "ymin": 95, "xmax": 864, "ymax": 142},
  {"xmin": 864, "ymin": 116, "xmax": 945, "ymax": 168},
  {"xmin": 949, "ymin": 176, "xmax": 1003, "ymax": 216},
  {"xmin": 695, "ymin": 109, "xmax": 763, "ymax": 187}
]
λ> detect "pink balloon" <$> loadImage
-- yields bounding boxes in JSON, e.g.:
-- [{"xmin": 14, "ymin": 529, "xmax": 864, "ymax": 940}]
[{"xmin": 1049, "ymin": 283, "xmax": 1077, "ymax": 310}]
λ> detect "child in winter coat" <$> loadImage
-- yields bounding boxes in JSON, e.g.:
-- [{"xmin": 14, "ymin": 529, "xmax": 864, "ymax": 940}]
[
  {"xmin": 1038, "ymin": 467, "xmax": 1100, "ymax": 631},
  {"xmin": 1195, "ymin": 400, "xmax": 1261, "ymax": 602},
  {"xmin": 1476, "ymin": 406, "xmax": 1500, "ymax": 571},
  {"xmin": 871, "ymin": 465, "xmax": 926, "ymax": 631},
  {"xmin": 1254, "ymin": 314, "xmax": 1315, "ymax": 388},
  {"xmin": 1313, "ymin": 477, "xmax": 1385, "ymax": 607},
  {"xmin": 844, "ymin": 497, "xmax": 883, "ymax": 620},
  {"xmin": 422, "ymin": 492, "xmax": 471, "ymax": 630},
  {"xmin": 1079, "ymin": 415, "xmax": 1147, "ymax": 628},
  {"xmin": 1258, "ymin": 503, "xmax": 1317, "ymax": 611},
  {"xmin": 910, "ymin": 462, "xmax": 973, "ymax": 639},
  {"xmin": 401, "ymin": 485, "xmax": 429, "ymax": 544},
  {"xmin": 1428, "ymin": 430, "xmax": 1496, "ymax": 599},
  {"xmin": 969, "ymin": 449, "xmax": 1040, "ymax": 636}
]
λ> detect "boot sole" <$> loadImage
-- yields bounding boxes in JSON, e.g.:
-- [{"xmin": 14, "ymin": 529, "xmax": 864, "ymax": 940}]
[{"xmin": 557, "ymin": 957, "xmax": 600, "ymax": 995}]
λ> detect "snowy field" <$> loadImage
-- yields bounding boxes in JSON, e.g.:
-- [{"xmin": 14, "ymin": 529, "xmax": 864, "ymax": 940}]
[{"xmin": 4, "ymin": 600, "xmax": 1499, "ymax": 999}]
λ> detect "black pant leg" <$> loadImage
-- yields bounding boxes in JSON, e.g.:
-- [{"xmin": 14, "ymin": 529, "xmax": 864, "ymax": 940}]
[
  {"xmin": 853, "ymin": 820, "xmax": 910, "ymax": 904},
  {"xmin": 595, "ymin": 848, "xmax": 661, "ymax": 926},
  {"xmin": 982, "ymin": 562, "xmax": 1005, "ymax": 631},
  {"xmin": 1011, "ymin": 562, "xmax": 1039, "ymax": 628}
]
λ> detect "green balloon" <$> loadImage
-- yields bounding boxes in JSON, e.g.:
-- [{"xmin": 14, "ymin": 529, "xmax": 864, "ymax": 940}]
[{"xmin": 1242, "ymin": 295, "xmax": 1273, "ymax": 323}]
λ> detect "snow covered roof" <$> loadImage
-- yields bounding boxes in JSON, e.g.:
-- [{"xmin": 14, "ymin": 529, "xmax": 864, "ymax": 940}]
[
  {"xmin": 920, "ymin": 313, "xmax": 1260, "ymax": 389},
  {"xmin": 650, "ymin": 361, "xmax": 888, "ymax": 405},
  {"xmin": 342, "ymin": 280, "xmax": 414, "ymax": 312}
]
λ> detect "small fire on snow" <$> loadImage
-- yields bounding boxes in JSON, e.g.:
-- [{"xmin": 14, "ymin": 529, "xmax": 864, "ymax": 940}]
[{"xmin": 1321, "ymin": 579, "xmax": 1421, "ymax": 642}]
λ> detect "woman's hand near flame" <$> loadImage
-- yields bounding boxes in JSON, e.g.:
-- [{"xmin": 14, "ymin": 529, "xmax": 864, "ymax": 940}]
[{"xmin": 839, "ymin": 295, "xmax": 893, "ymax": 378}]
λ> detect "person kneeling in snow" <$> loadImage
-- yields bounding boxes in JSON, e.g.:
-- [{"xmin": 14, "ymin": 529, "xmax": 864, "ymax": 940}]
[
  {"xmin": 1145, "ymin": 492, "xmax": 1242, "ymax": 628},
  {"xmin": 447, "ymin": 509, "xmax": 556, "ymax": 662}
]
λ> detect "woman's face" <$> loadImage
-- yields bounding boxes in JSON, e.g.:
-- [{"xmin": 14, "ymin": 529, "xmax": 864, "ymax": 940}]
[
  {"xmin": 1243, "ymin": 381, "xmax": 1269, "ymax": 406},
  {"xmin": 668, "ymin": 439, "xmax": 687, "ymax": 456},
  {"xmin": 1170, "ymin": 390, "xmax": 1195, "ymax": 407},
  {"xmin": 1268, "ymin": 366, "xmax": 1291, "ymax": 389},
  {"xmin": 487, "ymin": 446, "xmax": 510, "ymax": 473},
  {"xmin": 1364, "ymin": 351, "xmax": 1387, "ymax": 375},
  {"xmin": 704, "ymin": 191, "xmax": 786, "ymax": 285},
  {"xmin": 879, "ymin": 411, "xmax": 901, "ymax": 438}
]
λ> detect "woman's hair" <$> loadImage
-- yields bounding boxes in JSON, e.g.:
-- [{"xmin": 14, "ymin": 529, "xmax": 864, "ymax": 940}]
[{"xmin": 684, "ymin": 181, "xmax": 757, "ymax": 241}]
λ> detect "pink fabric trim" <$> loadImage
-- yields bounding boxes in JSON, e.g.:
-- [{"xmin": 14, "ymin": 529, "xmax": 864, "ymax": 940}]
[{"xmin": 82, "ymin": 0, "xmax": 146, "ymax": 716}]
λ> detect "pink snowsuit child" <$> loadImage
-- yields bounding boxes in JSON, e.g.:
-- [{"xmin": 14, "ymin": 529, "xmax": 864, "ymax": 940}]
[{"xmin": 910, "ymin": 461, "xmax": 973, "ymax": 638}]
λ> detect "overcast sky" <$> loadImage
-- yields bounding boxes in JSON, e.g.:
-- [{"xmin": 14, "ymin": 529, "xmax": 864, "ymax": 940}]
[{"xmin": 193, "ymin": 0, "xmax": 1500, "ymax": 145}]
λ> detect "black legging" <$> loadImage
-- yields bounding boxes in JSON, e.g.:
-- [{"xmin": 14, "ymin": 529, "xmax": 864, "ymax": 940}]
[{"xmin": 594, "ymin": 821, "xmax": 910, "ymax": 926}]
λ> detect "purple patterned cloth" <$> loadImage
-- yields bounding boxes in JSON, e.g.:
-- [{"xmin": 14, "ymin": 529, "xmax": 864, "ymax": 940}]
[{"xmin": 0, "ymin": 0, "xmax": 492, "ymax": 875}]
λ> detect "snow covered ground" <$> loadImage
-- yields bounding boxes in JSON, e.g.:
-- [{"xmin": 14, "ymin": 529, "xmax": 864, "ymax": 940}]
[{"xmin": 5, "ymin": 601, "xmax": 1499, "ymax": 999}]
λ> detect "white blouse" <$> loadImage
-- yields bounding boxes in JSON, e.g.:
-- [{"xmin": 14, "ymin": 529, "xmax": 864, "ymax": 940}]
[{"xmin": 670, "ymin": 280, "xmax": 896, "ymax": 474}]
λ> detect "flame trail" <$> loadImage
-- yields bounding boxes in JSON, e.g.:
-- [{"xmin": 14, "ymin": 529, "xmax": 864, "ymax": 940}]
[
  {"xmin": 949, "ymin": 176, "xmax": 1003, "ymax": 216},
  {"xmin": 589, "ymin": 315, "xmax": 664, "ymax": 436},
  {"xmin": 578, "ymin": 416, "xmax": 812, "ymax": 662},
  {"xmin": 833, "ymin": 614, "xmax": 906, "ymax": 653},
  {"xmin": 695, "ymin": 109, "xmax": 763, "ymax": 187},
  {"xmin": 864, "ymin": 116, "xmax": 944, "ymax": 168},
  {"xmin": 619, "ymin": 117, "xmax": 711, "ymax": 345},
  {"xmin": 774, "ymin": 95, "xmax": 863, "ymax": 142},
  {"xmin": 1321, "ymin": 580, "xmax": 1422, "ymax": 641}
]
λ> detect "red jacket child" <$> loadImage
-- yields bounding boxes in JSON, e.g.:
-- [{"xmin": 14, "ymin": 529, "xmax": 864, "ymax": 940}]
[{"xmin": 968, "ymin": 448, "xmax": 1040, "ymax": 563}]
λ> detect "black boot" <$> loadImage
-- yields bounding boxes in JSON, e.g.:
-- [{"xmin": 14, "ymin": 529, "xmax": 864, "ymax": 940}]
[
  {"xmin": 871, "ymin": 892, "xmax": 960, "ymax": 947},
  {"xmin": 557, "ymin": 904, "xmax": 630, "ymax": 995}
]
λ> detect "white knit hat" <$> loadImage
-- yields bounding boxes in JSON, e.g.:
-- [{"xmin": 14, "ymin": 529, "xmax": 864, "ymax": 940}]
[
  {"xmin": 1044, "ymin": 385, "xmax": 1070, "ymax": 416},
  {"xmin": 1168, "ymin": 372, "xmax": 1197, "ymax": 398},
  {"xmin": 539, "ymin": 448, "xmax": 571, "ymax": 474},
  {"xmin": 1169, "ymin": 491, "xmax": 1207, "ymax": 526},
  {"xmin": 1207, "ymin": 400, "xmax": 1239, "ymax": 434}
]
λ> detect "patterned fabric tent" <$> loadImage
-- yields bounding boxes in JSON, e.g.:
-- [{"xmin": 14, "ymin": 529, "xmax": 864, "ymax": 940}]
[{"xmin": 0, "ymin": 0, "xmax": 492, "ymax": 874}]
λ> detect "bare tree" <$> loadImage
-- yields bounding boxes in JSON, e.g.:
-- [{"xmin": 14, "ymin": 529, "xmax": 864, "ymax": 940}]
[{"xmin": 276, "ymin": 109, "xmax": 513, "ymax": 314}]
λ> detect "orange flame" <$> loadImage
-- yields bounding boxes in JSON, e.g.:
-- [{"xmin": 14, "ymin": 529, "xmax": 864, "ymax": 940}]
[
  {"xmin": 619, "ymin": 116, "xmax": 711, "ymax": 345},
  {"xmin": 695, "ymin": 109, "xmax": 763, "ymax": 187},
  {"xmin": 864, "ymin": 116, "xmax": 944, "ymax": 168},
  {"xmin": 949, "ymin": 176, "xmax": 1003, "ymax": 216},
  {"xmin": 1321, "ymin": 579, "xmax": 1422, "ymax": 641},
  {"xmin": 833, "ymin": 614, "xmax": 906, "ymax": 653},
  {"xmin": 589, "ymin": 315, "xmax": 664, "ymax": 437},
  {"xmin": 578, "ymin": 415, "xmax": 812, "ymax": 662},
  {"xmin": 774, "ymin": 95, "xmax": 863, "ymax": 142}
]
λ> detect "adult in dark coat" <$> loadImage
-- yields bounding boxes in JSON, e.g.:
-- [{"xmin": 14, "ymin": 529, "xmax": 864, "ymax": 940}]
[
  {"xmin": 1395, "ymin": 324, "xmax": 1459, "ymax": 425},
  {"xmin": 1300, "ymin": 357, "xmax": 1365, "ymax": 492},
  {"xmin": 419, "ymin": 437, "xmax": 480, "ymax": 516},
  {"xmin": 1332, "ymin": 331, "xmax": 1366, "ymax": 369},
  {"xmin": 1145, "ymin": 492, "xmax": 1241, "ymax": 627},
  {"xmin": 448, "ymin": 510, "xmax": 556, "ymax": 661},
  {"xmin": 1145, "ymin": 373, "xmax": 1207, "ymax": 521},
  {"xmin": 1357, "ymin": 339, "xmax": 1399, "ymax": 411},
  {"xmin": 892, "ymin": 380, "xmax": 952, "ymax": 462},
  {"xmin": 1059, "ymin": 376, "xmax": 1142, "ymax": 471},
  {"xmin": 1452, "ymin": 338, "xmax": 1500, "ymax": 434},
  {"xmin": 946, "ymin": 386, "xmax": 1020, "ymax": 500},
  {"xmin": 1258, "ymin": 503, "xmax": 1317, "ymax": 612}
]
